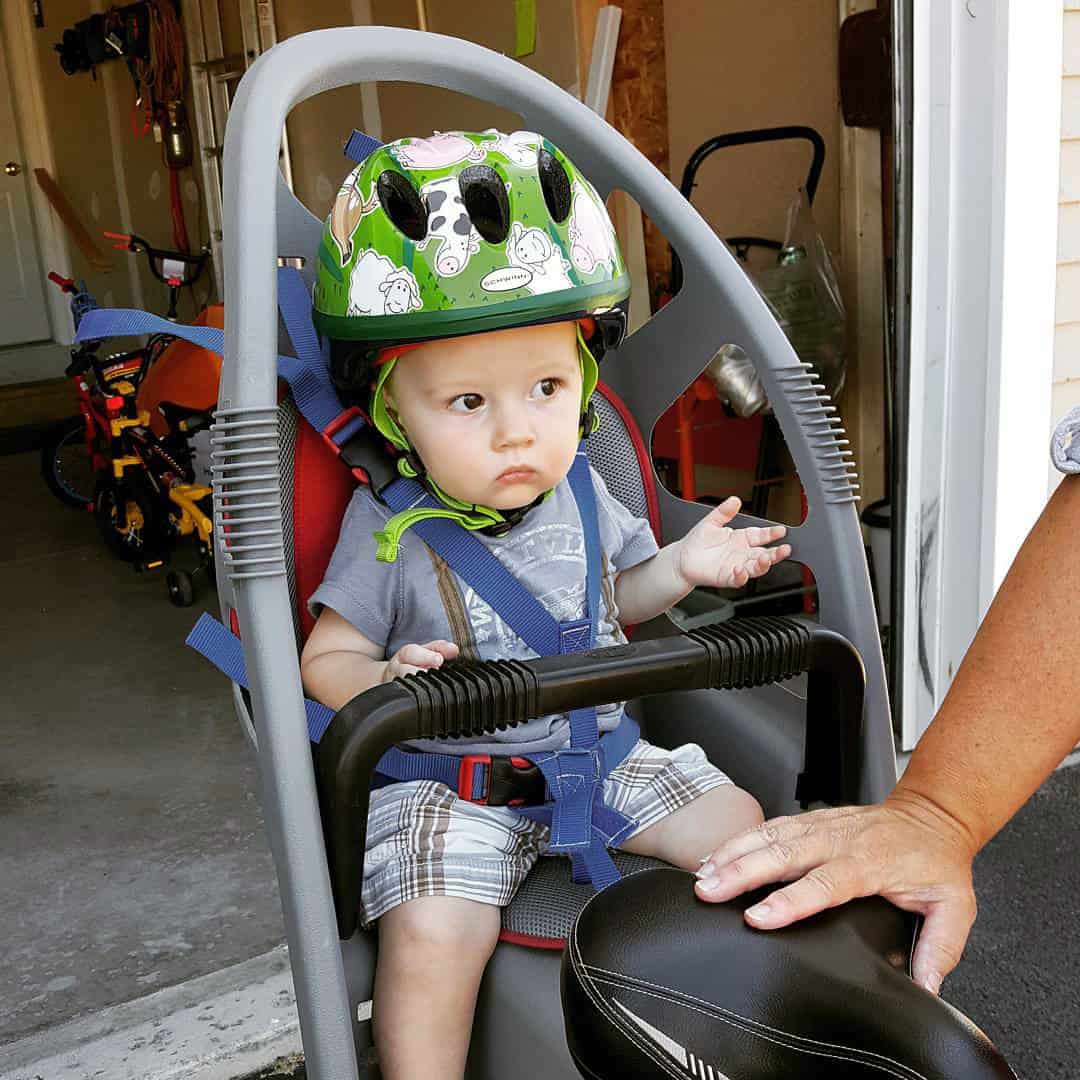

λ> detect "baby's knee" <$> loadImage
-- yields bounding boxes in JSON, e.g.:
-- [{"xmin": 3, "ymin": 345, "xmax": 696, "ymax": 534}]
[
  {"xmin": 385, "ymin": 895, "xmax": 501, "ymax": 965},
  {"xmin": 702, "ymin": 782, "xmax": 764, "ymax": 844},
  {"xmin": 723, "ymin": 784, "xmax": 765, "ymax": 836}
]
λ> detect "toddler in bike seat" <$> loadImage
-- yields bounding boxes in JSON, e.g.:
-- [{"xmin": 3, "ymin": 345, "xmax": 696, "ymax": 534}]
[{"xmin": 300, "ymin": 129, "xmax": 791, "ymax": 1079}]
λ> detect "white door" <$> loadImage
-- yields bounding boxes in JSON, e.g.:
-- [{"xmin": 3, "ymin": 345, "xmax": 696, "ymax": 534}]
[{"xmin": 0, "ymin": 25, "xmax": 51, "ymax": 347}]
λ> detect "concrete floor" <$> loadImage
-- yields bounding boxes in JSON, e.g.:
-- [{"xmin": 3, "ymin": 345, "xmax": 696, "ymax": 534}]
[{"xmin": 0, "ymin": 450, "xmax": 284, "ymax": 1049}]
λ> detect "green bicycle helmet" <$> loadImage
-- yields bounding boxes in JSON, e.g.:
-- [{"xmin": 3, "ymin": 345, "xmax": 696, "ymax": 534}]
[{"xmin": 312, "ymin": 129, "xmax": 631, "ymax": 559}]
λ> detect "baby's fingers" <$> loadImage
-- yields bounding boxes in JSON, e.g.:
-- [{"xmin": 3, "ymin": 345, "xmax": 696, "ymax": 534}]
[
  {"xmin": 396, "ymin": 642, "xmax": 450, "ymax": 670},
  {"xmin": 744, "ymin": 524, "xmax": 788, "ymax": 547},
  {"xmin": 742, "ymin": 545, "xmax": 789, "ymax": 579},
  {"xmin": 422, "ymin": 639, "xmax": 460, "ymax": 661},
  {"xmin": 706, "ymin": 496, "xmax": 742, "ymax": 528},
  {"xmin": 769, "ymin": 543, "xmax": 792, "ymax": 564}
]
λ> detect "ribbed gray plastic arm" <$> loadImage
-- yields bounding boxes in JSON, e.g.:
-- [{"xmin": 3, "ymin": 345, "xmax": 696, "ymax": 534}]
[{"xmin": 220, "ymin": 26, "xmax": 894, "ymax": 1079}]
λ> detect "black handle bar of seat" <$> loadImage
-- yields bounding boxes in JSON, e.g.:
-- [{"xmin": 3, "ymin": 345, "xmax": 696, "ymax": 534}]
[{"xmin": 314, "ymin": 615, "xmax": 865, "ymax": 939}]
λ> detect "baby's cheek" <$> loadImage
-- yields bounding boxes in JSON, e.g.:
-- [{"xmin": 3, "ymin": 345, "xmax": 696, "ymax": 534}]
[{"xmin": 422, "ymin": 427, "xmax": 489, "ymax": 492}]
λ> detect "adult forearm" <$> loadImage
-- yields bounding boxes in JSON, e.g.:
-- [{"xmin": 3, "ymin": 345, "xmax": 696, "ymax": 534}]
[{"xmin": 895, "ymin": 475, "xmax": 1080, "ymax": 852}]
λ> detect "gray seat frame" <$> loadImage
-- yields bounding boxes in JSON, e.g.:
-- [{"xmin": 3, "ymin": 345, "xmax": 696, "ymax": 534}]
[{"xmin": 212, "ymin": 26, "xmax": 895, "ymax": 1079}]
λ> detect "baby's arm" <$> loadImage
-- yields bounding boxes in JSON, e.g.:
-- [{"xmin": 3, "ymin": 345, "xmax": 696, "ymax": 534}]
[
  {"xmin": 614, "ymin": 496, "xmax": 791, "ymax": 626},
  {"xmin": 301, "ymin": 607, "xmax": 458, "ymax": 710}
]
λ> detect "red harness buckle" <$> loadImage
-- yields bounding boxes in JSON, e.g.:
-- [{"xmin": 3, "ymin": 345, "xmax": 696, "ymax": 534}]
[
  {"xmin": 321, "ymin": 406, "xmax": 371, "ymax": 483},
  {"xmin": 458, "ymin": 754, "xmax": 491, "ymax": 804},
  {"xmin": 457, "ymin": 754, "xmax": 544, "ymax": 807}
]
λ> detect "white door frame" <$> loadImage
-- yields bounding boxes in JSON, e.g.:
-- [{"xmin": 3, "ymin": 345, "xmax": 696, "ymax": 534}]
[
  {"xmin": 0, "ymin": 3, "xmax": 73, "ymax": 346},
  {"xmin": 901, "ymin": 0, "xmax": 1061, "ymax": 748}
]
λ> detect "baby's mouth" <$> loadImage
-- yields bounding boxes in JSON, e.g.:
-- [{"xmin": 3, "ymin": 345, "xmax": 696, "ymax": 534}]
[{"xmin": 495, "ymin": 466, "xmax": 538, "ymax": 484}]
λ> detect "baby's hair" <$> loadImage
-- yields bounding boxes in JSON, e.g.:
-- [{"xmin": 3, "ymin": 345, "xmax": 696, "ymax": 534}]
[{"xmin": 329, "ymin": 338, "xmax": 380, "ymax": 404}]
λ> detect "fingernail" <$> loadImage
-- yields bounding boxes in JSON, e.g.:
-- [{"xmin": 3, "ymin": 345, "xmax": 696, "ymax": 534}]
[
  {"xmin": 694, "ymin": 861, "xmax": 713, "ymax": 877},
  {"xmin": 745, "ymin": 901, "xmax": 772, "ymax": 921},
  {"xmin": 695, "ymin": 875, "xmax": 721, "ymax": 892},
  {"xmin": 922, "ymin": 972, "xmax": 942, "ymax": 995}
]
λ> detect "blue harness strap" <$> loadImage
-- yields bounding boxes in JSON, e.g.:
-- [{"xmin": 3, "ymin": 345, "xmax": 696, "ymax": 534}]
[
  {"xmin": 75, "ymin": 269, "xmax": 359, "ymax": 448},
  {"xmin": 186, "ymin": 612, "xmax": 336, "ymax": 744},
  {"xmin": 381, "ymin": 453, "xmax": 593, "ymax": 661},
  {"xmin": 376, "ymin": 449, "xmax": 635, "ymax": 887},
  {"xmin": 77, "ymin": 307, "xmax": 227, "ymax": 352},
  {"xmin": 85, "ymin": 271, "xmax": 637, "ymax": 891},
  {"xmin": 344, "ymin": 129, "xmax": 383, "ymax": 165}
]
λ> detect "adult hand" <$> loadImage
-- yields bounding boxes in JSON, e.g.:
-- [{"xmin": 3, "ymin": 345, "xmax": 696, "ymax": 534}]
[{"xmin": 693, "ymin": 792, "xmax": 980, "ymax": 994}]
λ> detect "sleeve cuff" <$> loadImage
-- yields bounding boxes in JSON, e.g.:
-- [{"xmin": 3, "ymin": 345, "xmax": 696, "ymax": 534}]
[
  {"xmin": 1051, "ymin": 406, "xmax": 1080, "ymax": 475},
  {"xmin": 614, "ymin": 531, "xmax": 661, "ymax": 573},
  {"xmin": 307, "ymin": 582, "xmax": 389, "ymax": 650}
]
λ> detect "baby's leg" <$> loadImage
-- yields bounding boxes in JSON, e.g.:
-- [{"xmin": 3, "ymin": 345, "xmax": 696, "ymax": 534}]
[
  {"xmin": 620, "ymin": 782, "xmax": 764, "ymax": 870},
  {"xmin": 607, "ymin": 741, "xmax": 763, "ymax": 870},
  {"xmin": 374, "ymin": 894, "xmax": 501, "ymax": 1079}
]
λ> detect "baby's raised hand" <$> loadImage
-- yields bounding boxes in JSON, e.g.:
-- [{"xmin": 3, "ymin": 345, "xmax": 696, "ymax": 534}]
[
  {"xmin": 676, "ymin": 496, "xmax": 791, "ymax": 590},
  {"xmin": 382, "ymin": 639, "xmax": 460, "ymax": 682}
]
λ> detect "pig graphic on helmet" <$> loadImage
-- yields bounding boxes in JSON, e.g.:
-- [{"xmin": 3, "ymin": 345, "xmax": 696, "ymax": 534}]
[
  {"xmin": 388, "ymin": 132, "xmax": 486, "ymax": 170},
  {"xmin": 416, "ymin": 175, "xmax": 481, "ymax": 278},
  {"xmin": 569, "ymin": 180, "xmax": 618, "ymax": 274}
]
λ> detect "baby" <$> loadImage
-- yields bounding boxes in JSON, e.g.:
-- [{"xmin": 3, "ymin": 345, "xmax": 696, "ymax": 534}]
[{"xmin": 302, "ymin": 130, "xmax": 791, "ymax": 1079}]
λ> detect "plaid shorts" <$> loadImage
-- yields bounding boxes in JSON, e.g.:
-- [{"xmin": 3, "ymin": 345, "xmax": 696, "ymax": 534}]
[{"xmin": 359, "ymin": 739, "xmax": 731, "ymax": 925}]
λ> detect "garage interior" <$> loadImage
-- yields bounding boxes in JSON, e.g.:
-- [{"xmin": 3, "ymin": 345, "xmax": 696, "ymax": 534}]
[{"xmin": 0, "ymin": 2, "xmax": 1075, "ymax": 1078}]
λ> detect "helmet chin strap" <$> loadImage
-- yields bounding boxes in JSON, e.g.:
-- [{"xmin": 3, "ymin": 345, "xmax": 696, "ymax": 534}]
[{"xmin": 368, "ymin": 325, "xmax": 599, "ymax": 563}]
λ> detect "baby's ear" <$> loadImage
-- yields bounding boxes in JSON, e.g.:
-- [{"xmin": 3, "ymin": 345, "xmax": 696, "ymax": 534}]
[{"xmin": 382, "ymin": 386, "xmax": 407, "ymax": 432}]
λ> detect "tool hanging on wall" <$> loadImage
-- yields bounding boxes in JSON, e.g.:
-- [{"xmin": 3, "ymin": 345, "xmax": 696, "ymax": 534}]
[{"xmin": 53, "ymin": 1, "xmax": 193, "ymax": 252}]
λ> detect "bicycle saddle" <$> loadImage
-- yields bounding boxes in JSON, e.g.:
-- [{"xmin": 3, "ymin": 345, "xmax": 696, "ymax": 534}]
[{"xmin": 563, "ymin": 868, "xmax": 1016, "ymax": 1079}]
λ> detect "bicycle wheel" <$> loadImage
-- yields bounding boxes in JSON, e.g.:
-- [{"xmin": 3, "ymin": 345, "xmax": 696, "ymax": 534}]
[
  {"xmin": 93, "ymin": 472, "xmax": 162, "ymax": 563},
  {"xmin": 41, "ymin": 417, "xmax": 96, "ymax": 507}
]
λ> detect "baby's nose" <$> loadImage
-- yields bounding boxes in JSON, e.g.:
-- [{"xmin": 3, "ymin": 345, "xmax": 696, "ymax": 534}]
[{"xmin": 493, "ymin": 404, "xmax": 535, "ymax": 448}]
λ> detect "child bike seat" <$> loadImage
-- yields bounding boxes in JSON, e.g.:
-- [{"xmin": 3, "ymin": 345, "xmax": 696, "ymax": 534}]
[
  {"xmin": 564, "ymin": 867, "xmax": 1016, "ymax": 1079},
  {"xmin": 209, "ymin": 25, "xmax": 1012, "ymax": 1079}
]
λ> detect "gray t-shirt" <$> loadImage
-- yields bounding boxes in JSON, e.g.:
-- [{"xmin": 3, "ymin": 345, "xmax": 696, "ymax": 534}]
[{"xmin": 309, "ymin": 466, "xmax": 660, "ymax": 756}]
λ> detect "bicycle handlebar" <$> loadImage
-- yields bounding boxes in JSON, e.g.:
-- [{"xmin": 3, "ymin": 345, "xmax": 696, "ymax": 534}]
[{"xmin": 103, "ymin": 231, "xmax": 209, "ymax": 286}]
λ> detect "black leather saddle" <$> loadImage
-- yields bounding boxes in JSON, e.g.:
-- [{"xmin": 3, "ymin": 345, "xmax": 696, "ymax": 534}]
[{"xmin": 562, "ymin": 868, "xmax": 1017, "ymax": 1079}]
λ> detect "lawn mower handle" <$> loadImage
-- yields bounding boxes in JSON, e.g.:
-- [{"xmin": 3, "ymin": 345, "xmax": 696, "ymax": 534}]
[
  {"xmin": 314, "ymin": 615, "xmax": 864, "ymax": 938},
  {"xmin": 670, "ymin": 125, "xmax": 826, "ymax": 294}
]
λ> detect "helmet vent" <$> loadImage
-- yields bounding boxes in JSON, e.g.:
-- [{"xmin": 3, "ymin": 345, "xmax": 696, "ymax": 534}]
[
  {"xmin": 377, "ymin": 170, "xmax": 428, "ymax": 242},
  {"xmin": 458, "ymin": 165, "xmax": 510, "ymax": 244},
  {"xmin": 538, "ymin": 149, "xmax": 571, "ymax": 223}
]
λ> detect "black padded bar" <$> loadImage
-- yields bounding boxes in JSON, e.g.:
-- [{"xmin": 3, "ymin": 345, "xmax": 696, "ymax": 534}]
[{"xmin": 313, "ymin": 616, "xmax": 864, "ymax": 938}]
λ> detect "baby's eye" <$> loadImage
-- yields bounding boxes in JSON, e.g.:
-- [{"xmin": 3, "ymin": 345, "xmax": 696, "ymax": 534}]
[
  {"xmin": 530, "ymin": 377, "xmax": 561, "ymax": 400},
  {"xmin": 448, "ymin": 392, "xmax": 484, "ymax": 413}
]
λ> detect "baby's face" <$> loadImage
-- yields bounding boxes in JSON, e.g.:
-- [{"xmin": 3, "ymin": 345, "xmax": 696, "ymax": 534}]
[{"xmin": 384, "ymin": 321, "xmax": 583, "ymax": 510}]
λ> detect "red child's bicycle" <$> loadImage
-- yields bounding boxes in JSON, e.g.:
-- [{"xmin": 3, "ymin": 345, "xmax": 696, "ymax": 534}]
[{"xmin": 40, "ymin": 235, "xmax": 222, "ymax": 606}]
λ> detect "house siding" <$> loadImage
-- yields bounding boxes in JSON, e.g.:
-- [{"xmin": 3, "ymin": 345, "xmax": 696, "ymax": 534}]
[{"xmin": 1055, "ymin": 2, "xmax": 1080, "ymax": 487}]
